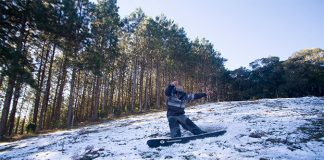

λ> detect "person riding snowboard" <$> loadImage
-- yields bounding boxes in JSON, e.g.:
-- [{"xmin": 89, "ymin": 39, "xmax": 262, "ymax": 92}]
[{"xmin": 165, "ymin": 80, "xmax": 212, "ymax": 138}]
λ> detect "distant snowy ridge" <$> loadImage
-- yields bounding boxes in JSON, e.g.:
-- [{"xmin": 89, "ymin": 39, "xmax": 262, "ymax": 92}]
[{"xmin": 0, "ymin": 97, "xmax": 323, "ymax": 160}]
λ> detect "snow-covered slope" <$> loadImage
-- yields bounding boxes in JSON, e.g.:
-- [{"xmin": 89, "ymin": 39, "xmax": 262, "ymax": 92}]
[{"xmin": 0, "ymin": 97, "xmax": 323, "ymax": 160}]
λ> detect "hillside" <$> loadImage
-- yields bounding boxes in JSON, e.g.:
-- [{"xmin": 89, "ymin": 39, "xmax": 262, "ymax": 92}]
[{"xmin": 0, "ymin": 97, "xmax": 323, "ymax": 160}]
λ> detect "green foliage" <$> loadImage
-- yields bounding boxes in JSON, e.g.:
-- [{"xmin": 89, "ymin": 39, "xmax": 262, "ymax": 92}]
[
  {"xmin": 228, "ymin": 49, "xmax": 324, "ymax": 100},
  {"xmin": 0, "ymin": 0, "xmax": 37, "ymax": 88},
  {"xmin": 84, "ymin": 0, "xmax": 121, "ymax": 76}
]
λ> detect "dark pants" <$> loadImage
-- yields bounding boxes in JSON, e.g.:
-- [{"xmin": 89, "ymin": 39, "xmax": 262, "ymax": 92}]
[{"xmin": 167, "ymin": 115, "xmax": 205, "ymax": 138}]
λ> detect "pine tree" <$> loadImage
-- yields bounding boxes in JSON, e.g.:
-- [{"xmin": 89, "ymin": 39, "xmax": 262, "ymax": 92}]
[{"xmin": 0, "ymin": 0, "xmax": 37, "ymax": 139}]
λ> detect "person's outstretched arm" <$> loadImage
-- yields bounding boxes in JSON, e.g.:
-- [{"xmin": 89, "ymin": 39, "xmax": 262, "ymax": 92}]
[
  {"xmin": 186, "ymin": 92, "xmax": 207, "ymax": 101},
  {"xmin": 194, "ymin": 93, "xmax": 207, "ymax": 99}
]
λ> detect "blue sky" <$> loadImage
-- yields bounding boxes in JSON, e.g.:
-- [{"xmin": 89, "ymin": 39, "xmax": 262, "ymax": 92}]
[{"xmin": 112, "ymin": 0, "xmax": 324, "ymax": 70}]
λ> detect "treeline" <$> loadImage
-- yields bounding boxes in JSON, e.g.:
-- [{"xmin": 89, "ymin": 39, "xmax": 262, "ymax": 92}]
[
  {"xmin": 229, "ymin": 48, "xmax": 324, "ymax": 100},
  {"xmin": 0, "ymin": 0, "xmax": 323, "ymax": 139}
]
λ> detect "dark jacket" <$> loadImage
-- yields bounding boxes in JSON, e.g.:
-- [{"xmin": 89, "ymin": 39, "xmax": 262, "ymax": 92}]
[{"xmin": 165, "ymin": 84, "xmax": 207, "ymax": 116}]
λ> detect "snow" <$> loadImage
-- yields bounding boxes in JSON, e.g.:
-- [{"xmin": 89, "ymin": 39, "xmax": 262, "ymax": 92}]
[{"xmin": 0, "ymin": 97, "xmax": 323, "ymax": 160}]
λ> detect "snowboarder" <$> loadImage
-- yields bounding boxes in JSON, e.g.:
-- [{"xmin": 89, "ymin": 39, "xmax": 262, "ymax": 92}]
[{"xmin": 165, "ymin": 80, "xmax": 212, "ymax": 138}]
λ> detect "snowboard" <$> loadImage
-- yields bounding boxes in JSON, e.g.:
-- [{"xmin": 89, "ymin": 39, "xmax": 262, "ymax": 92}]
[{"xmin": 147, "ymin": 130, "xmax": 226, "ymax": 148}]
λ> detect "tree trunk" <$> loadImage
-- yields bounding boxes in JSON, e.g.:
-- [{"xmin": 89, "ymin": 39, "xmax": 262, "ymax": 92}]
[
  {"xmin": 32, "ymin": 42, "xmax": 47, "ymax": 126},
  {"xmin": 53, "ymin": 55, "xmax": 68, "ymax": 128},
  {"xmin": 156, "ymin": 62, "xmax": 161, "ymax": 109},
  {"xmin": 144, "ymin": 70, "xmax": 149, "ymax": 111},
  {"xmin": 127, "ymin": 69, "xmax": 132, "ymax": 112},
  {"xmin": 87, "ymin": 78, "xmax": 94, "ymax": 120},
  {"xmin": 0, "ymin": 73, "xmax": 3, "ymax": 89},
  {"xmin": 131, "ymin": 58, "xmax": 138, "ymax": 112},
  {"xmin": 148, "ymin": 68, "xmax": 153, "ymax": 110},
  {"xmin": 91, "ymin": 76, "xmax": 100, "ymax": 121},
  {"xmin": 20, "ymin": 117, "xmax": 26, "ymax": 135},
  {"xmin": 108, "ymin": 71, "xmax": 115, "ymax": 114},
  {"xmin": 20, "ymin": 103, "xmax": 30, "ymax": 135},
  {"xmin": 15, "ymin": 87, "xmax": 27, "ymax": 135},
  {"xmin": 67, "ymin": 67, "xmax": 77, "ymax": 128},
  {"xmin": 79, "ymin": 72, "xmax": 88, "ymax": 122},
  {"xmin": 102, "ymin": 74, "xmax": 109, "ymax": 115},
  {"xmin": 49, "ymin": 62, "xmax": 61, "ymax": 128},
  {"xmin": 7, "ymin": 82, "xmax": 22, "ymax": 136},
  {"xmin": 35, "ymin": 44, "xmax": 51, "ymax": 126},
  {"xmin": 0, "ymin": 76, "xmax": 16, "ymax": 139},
  {"xmin": 117, "ymin": 70, "xmax": 122, "ymax": 111},
  {"xmin": 122, "ymin": 69, "xmax": 128, "ymax": 113},
  {"xmin": 139, "ymin": 64, "xmax": 145, "ymax": 112},
  {"xmin": 118, "ymin": 69, "xmax": 123, "ymax": 112},
  {"xmin": 73, "ymin": 70, "xmax": 81, "ymax": 124},
  {"xmin": 39, "ymin": 43, "xmax": 56, "ymax": 130}
]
